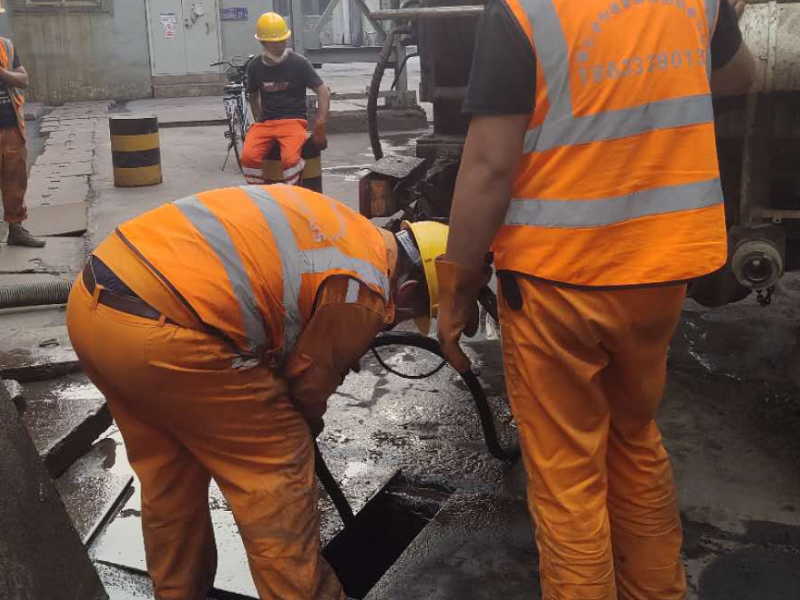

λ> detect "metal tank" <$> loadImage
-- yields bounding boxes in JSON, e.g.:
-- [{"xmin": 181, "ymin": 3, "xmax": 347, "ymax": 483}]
[{"xmin": 707, "ymin": 1, "xmax": 800, "ymax": 305}]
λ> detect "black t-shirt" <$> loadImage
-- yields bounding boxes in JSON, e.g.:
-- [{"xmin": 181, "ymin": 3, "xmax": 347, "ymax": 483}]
[
  {"xmin": 463, "ymin": 0, "xmax": 743, "ymax": 116},
  {"xmin": 0, "ymin": 49, "xmax": 21, "ymax": 129},
  {"xmin": 246, "ymin": 51, "xmax": 324, "ymax": 121}
]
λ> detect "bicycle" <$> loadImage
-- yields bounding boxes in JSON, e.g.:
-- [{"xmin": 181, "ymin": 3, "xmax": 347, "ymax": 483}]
[{"xmin": 211, "ymin": 56, "xmax": 255, "ymax": 174}]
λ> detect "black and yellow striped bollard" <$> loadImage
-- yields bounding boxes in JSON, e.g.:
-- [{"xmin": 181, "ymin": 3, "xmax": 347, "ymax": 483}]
[
  {"xmin": 261, "ymin": 138, "xmax": 322, "ymax": 192},
  {"xmin": 109, "ymin": 115, "xmax": 163, "ymax": 187}
]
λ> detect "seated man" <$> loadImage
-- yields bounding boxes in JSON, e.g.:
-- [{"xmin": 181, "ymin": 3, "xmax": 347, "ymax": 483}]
[
  {"xmin": 242, "ymin": 12, "xmax": 330, "ymax": 185},
  {"xmin": 67, "ymin": 183, "xmax": 448, "ymax": 600}
]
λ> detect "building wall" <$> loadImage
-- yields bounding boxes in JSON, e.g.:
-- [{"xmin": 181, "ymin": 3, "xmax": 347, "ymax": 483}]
[
  {"xmin": 220, "ymin": 0, "xmax": 272, "ymax": 61},
  {"xmin": 9, "ymin": 1, "xmax": 152, "ymax": 104},
  {"xmin": 0, "ymin": 10, "xmax": 10, "ymax": 37}
]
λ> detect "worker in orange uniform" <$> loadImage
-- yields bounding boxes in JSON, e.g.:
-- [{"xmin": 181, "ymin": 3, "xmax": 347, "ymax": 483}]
[
  {"xmin": 66, "ymin": 184, "xmax": 448, "ymax": 600},
  {"xmin": 436, "ymin": 0, "xmax": 755, "ymax": 598},
  {"xmin": 0, "ymin": 34, "xmax": 45, "ymax": 247},
  {"xmin": 242, "ymin": 13, "xmax": 330, "ymax": 185}
]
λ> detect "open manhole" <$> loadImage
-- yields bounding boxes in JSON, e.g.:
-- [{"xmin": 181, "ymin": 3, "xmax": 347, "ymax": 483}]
[{"xmin": 324, "ymin": 474, "xmax": 452, "ymax": 599}]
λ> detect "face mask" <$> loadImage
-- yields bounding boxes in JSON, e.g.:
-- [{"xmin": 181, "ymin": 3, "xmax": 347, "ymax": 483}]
[{"xmin": 264, "ymin": 48, "xmax": 290, "ymax": 64}]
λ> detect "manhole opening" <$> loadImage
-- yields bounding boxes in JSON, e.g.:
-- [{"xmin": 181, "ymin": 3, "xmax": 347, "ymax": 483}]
[{"xmin": 324, "ymin": 475, "xmax": 453, "ymax": 599}]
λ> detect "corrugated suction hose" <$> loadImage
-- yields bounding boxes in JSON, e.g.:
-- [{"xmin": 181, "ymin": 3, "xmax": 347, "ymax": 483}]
[{"xmin": 0, "ymin": 279, "xmax": 72, "ymax": 309}]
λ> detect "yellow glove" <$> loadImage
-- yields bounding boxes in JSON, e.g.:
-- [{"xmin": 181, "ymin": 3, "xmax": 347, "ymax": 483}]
[{"xmin": 435, "ymin": 257, "xmax": 491, "ymax": 374}]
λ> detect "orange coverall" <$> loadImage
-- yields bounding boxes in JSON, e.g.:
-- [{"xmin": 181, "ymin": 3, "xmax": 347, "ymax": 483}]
[
  {"xmin": 498, "ymin": 277, "xmax": 687, "ymax": 599},
  {"xmin": 67, "ymin": 231, "xmax": 395, "ymax": 600},
  {"xmin": 241, "ymin": 119, "xmax": 308, "ymax": 185}
]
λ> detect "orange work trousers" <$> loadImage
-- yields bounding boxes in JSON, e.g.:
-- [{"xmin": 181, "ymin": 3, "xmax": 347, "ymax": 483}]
[
  {"xmin": 66, "ymin": 268, "xmax": 344, "ymax": 600},
  {"xmin": 498, "ymin": 276, "xmax": 687, "ymax": 600},
  {"xmin": 241, "ymin": 119, "xmax": 307, "ymax": 184},
  {"xmin": 0, "ymin": 126, "xmax": 28, "ymax": 223}
]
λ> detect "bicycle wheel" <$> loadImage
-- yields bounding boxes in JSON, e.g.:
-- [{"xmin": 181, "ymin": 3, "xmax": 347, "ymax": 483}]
[{"xmin": 223, "ymin": 97, "xmax": 245, "ymax": 175}]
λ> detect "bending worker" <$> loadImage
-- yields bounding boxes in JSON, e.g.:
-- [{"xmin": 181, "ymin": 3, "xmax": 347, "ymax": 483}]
[
  {"xmin": 242, "ymin": 12, "xmax": 330, "ymax": 185},
  {"xmin": 66, "ymin": 184, "xmax": 447, "ymax": 600},
  {"xmin": 437, "ymin": 0, "xmax": 754, "ymax": 598}
]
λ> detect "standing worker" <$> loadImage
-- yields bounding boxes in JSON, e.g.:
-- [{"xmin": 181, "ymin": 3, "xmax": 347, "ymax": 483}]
[
  {"xmin": 437, "ymin": 0, "xmax": 755, "ymax": 598},
  {"xmin": 0, "ymin": 34, "xmax": 44, "ymax": 247},
  {"xmin": 242, "ymin": 12, "xmax": 331, "ymax": 185},
  {"xmin": 66, "ymin": 183, "xmax": 447, "ymax": 600}
]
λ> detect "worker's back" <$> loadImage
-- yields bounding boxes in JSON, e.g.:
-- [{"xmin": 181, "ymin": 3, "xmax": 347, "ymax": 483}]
[
  {"xmin": 494, "ymin": 0, "xmax": 727, "ymax": 286},
  {"xmin": 116, "ymin": 185, "xmax": 389, "ymax": 361}
]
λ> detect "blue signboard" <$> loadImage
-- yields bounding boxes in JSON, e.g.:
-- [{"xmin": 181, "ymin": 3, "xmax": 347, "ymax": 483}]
[{"xmin": 221, "ymin": 7, "xmax": 249, "ymax": 21}]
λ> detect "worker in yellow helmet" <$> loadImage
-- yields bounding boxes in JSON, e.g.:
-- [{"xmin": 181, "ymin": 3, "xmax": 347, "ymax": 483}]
[
  {"xmin": 66, "ymin": 183, "xmax": 448, "ymax": 599},
  {"xmin": 241, "ymin": 12, "xmax": 331, "ymax": 186}
]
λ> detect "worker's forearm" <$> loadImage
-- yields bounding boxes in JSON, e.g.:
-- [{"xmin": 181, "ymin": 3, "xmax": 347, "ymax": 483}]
[
  {"xmin": 0, "ymin": 68, "xmax": 28, "ymax": 89},
  {"xmin": 446, "ymin": 162, "xmax": 515, "ymax": 268},
  {"xmin": 315, "ymin": 85, "xmax": 330, "ymax": 124}
]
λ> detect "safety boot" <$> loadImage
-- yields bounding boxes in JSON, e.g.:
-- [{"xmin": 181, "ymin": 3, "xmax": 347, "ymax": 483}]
[{"xmin": 7, "ymin": 223, "xmax": 46, "ymax": 248}]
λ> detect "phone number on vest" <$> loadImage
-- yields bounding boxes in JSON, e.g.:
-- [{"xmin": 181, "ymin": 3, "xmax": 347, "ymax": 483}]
[{"xmin": 577, "ymin": 48, "xmax": 708, "ymax": 84}]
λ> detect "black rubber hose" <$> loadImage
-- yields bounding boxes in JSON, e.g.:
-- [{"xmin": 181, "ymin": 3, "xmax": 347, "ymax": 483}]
[
  {"xmin": 371, "ymin": 331, "xmax": 519, "ymax": 461},
  {"xmin": 0, "ymin": 279, "xmax": 72, "ymax": 309},
  {"xmin": 315, "ymin": 441, "xmax": 356, "ymax": 526},
  {"xmin": 368, "ymin": 27, "xmax": 410, "ymax": 161}
]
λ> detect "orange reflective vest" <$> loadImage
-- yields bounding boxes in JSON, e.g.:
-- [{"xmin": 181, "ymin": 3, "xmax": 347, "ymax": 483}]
[
  {"xmin": 118, "ymin": 185, "xmax": 391, "ymax": 363},
  {"xmin": 493, "ymin": 0, "xmax": 727, "ymax": 286},
  {"xmin": 0, "ymin": 37, "xmax": 26, "ymax": 138}
]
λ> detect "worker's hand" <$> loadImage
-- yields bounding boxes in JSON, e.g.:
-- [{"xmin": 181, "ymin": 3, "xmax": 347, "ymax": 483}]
[
  {"xmin": 729, "ymin": 0, "xmax": 746, "ymax": 19},
  {"xmin": 312, "ymin": 121, "xmax": 328, "ymax": 151},
  {"xmin": 435, "ymin": 257, "xmax": 491, "ymax": 374},
  {"xmin": 307, "ymin": 416, "xmax": 324, "ymax": 438}
]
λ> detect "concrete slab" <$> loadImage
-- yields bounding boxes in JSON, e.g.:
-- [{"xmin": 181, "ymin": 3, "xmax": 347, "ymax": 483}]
[
  {"xmin": 95, "ymin": 563, "xmax": 216, "ymax": 600},
  {"xmin": 19, "ymin": 372, "xmax": 111, "ymax": 477},
  {"xmin": 365, "ymin": 493, "xmax": 539, "ymax": 600},
  {"xmin": 25, "ymin": 202, "xmax": 88, "ymax": 237},
  {"xmin": 1, "ymin": 378, "xmax": 23, "ymax": 407},
  {"xmin": 36, "ymin": 149, "xmax": 95, "ymax": 165},
  {"xmin": 0, "ymin": 385, "xmax": 107, "ymax": 600},
  {"xmin": 0, "ymin": 301, "xmax": 68, "ymax": 334},
  {"xmin": 0, "ymin": 237, "xmax": 85, "ymax": 275},
  {"xmin": 0, "ymin": 325, "xmax": 79, "ymax": 382},
  {"xmin": 26, "ymin": 174, "xmax": 91, "ymax": 207},
  {"xmin": 56, "ymin": 430, "xmax": 134, "ymax": 545}
]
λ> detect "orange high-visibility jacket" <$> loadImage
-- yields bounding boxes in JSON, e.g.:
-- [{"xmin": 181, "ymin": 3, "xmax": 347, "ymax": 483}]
[
  {"xmin": 492, "ymin": 0, "xmax": 728, "ymax": 286},
  {"xmin": 118, "ymin": 185, "xmax": 390, "ymax": 363},
  {"xmin": 0, "ymin": 38, "xmax": 26, "ymax": 138}
]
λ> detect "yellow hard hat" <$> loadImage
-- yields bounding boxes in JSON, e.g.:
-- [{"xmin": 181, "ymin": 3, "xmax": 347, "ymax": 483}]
[
  {"xmin": 401, "ymin": 220, "xmax": 449, "ymax": 335},
  {"xmin": 255, "ymin": 12, "xmax": 291, "ymax": 42}
]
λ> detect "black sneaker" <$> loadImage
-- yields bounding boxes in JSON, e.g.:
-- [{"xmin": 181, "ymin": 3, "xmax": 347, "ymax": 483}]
[{"xmin": 7, "ymin": 223, "xmax": 46, "ymax": 248}]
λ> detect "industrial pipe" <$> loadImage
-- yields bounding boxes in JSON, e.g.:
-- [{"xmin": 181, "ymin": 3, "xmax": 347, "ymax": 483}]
[
  {"xmin": 0, "ymin": 279, "xmax": 72, "ymax": 309},
  {"xmin": 371, "ymin": 5, "xmax": 484, "ymax": 19}
]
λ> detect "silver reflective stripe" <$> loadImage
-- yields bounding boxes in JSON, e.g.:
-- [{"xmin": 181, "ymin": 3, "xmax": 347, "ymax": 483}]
[
  {"xmin": 345, "ymin": 279, "xmax": 360, "ymax": 303},
  {"xmin": 524, "ymin": 94, "xmax": 713, "ymax": 153},
  {"xmin": 517, "ymin": 0, "xmax": 715, "ymax": 153},
  {"xmin": 303, "ymin": 246, "xmax": 389, "ymax": 294},
  {"xmin": 705, "ymin": 0, "xmax": 719, "ymax": 74},
  {"xmin": 505, "ymin": 178, "xmax": 723, "ymax": 228},
  {"xmin": 175, "ymin": 196, "xmax": 267, "ymax": 354},
  {"xmin": 705, "ymin": 0, "xmax": 719, "ymax": 35},
  {"xmin": 241, "ymin": 186, "xmax": 390, "ymax": 356},
  {"xmin": 243, "ymin": 186, "xmax": 306, "ymax": 355},
  {"xmin": 521, "ymin": 0, "xmax": 573, "ymax": 120}
]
